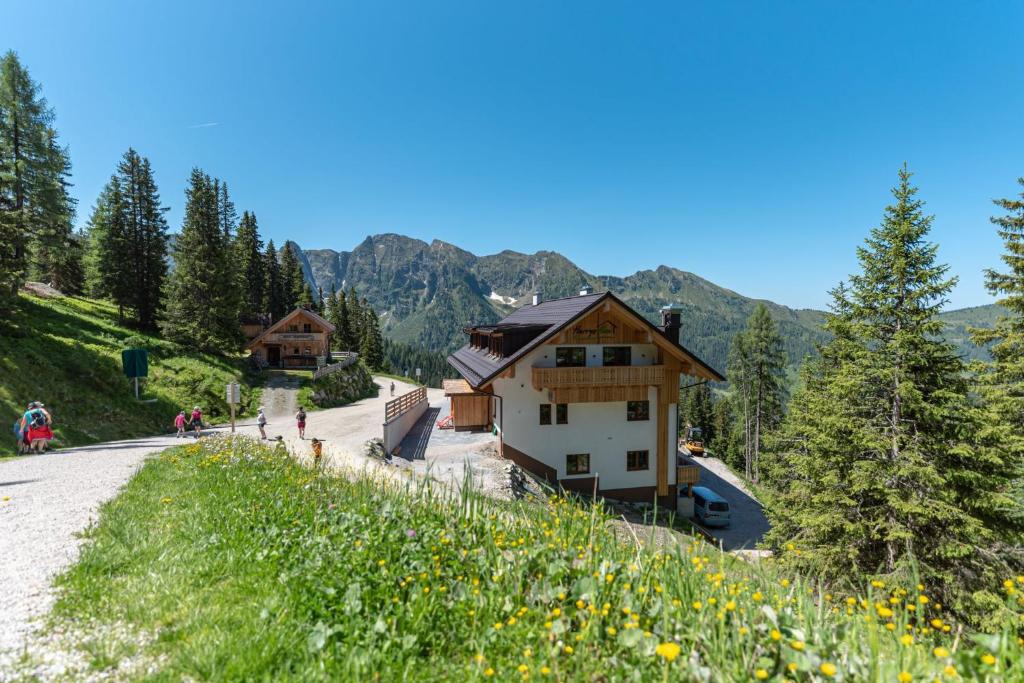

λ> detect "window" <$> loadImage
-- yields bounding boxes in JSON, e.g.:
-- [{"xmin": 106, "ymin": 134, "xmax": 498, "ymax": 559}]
[
  {"xmin": 603, "ymin": 346, "xmax": 631, "ymax": 366},
  {"xmin": 292, "ymin": 347, "xmax": 299, "ymax": 355},
  {"xmin": 555, "ymin": 347, "xmax": 586, "ymax": 367},
  {"xmin": 288, "ymin": 324, "xmax": 298, "ymax": 332},
  {"xmin": 694, "ymin": 492, "xmax": 707, "ymax": 508},
  {"xmin": 303, "ymin": 347, "xmax": 311, "ymax": 356},
  {"xmin": 556, "ymin": 404, "xmax": 568, "ymax": 424},
  {"xmin": 539, "ymin": 404, "xmax": 552, "ymax": 425},
  {"xmin": 709, "ymin": 501, "xmax": 730, "ymax": 512},
  {"xmin": 626, "ymin": 450, "xmax": 649, "ymax": 471},
  {"xmin": 566, "ymin": 453, "xmax": 590, "ymax": 475},
  {"xmin": 627, "ymin": 400, "xmax": 650, "ymax": 421},
  {"xmin": 303, "ymin": 323, "xmax": 312, "ymax": 333}
]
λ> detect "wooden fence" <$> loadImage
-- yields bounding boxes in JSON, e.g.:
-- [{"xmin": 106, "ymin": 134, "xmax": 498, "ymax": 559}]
[
  {"xmin": 385, "ymin": 386, "xmax": 427, "ymax": 422},
  {"xmin": 312, "ymin": 352, "xmax": 359, "ymax": 381}
]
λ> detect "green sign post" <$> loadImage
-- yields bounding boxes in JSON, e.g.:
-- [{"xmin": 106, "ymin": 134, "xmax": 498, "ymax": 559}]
[{"xmin": 121, "ymin": 348, "xmax": 149, "ymax": 399}]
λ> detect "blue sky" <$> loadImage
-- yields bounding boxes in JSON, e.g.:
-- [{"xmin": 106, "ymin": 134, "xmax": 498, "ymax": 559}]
[{"xmin": 3, "ymin": 1, "xmax": 1022, "ymax": 310}]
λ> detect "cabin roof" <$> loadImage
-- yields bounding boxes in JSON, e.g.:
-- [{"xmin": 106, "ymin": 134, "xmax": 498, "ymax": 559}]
[
  {"xmin": 447, "ymin": 292, "xmax": 724, "ymax": 388},
  {"xmin": 246, "ymin": 307, "xmax": 336, "ymax": 349}
]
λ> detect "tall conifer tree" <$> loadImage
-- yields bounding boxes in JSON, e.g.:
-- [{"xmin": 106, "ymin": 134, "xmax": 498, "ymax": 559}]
[
  {"xmin": 84, "ymin": 149, "xmax": 168, "ymax": 328},
  {"xmin": 969, "ymin": 177, "xmax": 1024, "ymax": 539},
  {"xmin": 263, "ymin": 239, "xmax": 286, "ymax": 321},
  {"xmin": 161, "ymin": 168, "xmax": 240, "ymax": 350},
  {"xmin": 337, "ymin": 288, "xmax": 355, "ymax": 351},
  {"xmin": 764, "ymin": 167, "xmax": 1022, "ymax": 615},
  {"xmin": 360, "ymin": 307, "xmax": 385, "ymax": 371},
  {"xmin": 727, "ymin": 304, "xmax": 787, "ymax": 481},
  {"xmin": 0, "ymin": 51, "xmax": 82, "ymax": 304},
  {"xmin": 235, "ymin": 211, "xmax": 265, "ymax": 318},
  {"xmin": 279, "ymin": 242, "xmax": 304, "ymax": 311}
]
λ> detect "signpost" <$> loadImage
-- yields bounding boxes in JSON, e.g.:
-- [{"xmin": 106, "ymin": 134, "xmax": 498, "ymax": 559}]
[
  {"xmin": 415, "ymin": 367, "xmax": 422, "ymax": 381},
  {"xmin": 226, "ymin": 382, "xmax": 241, "ymax": 433},
  {"xmin": 121, "ymin": 348, "xmax": 149, "ymax": 399}
]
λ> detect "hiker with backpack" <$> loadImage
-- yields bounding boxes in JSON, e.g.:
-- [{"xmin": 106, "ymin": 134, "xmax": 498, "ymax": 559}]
[
  {"xmin": 21, "ymin": 401, "xmax": 53, "ymax": 453},
  {"xmin": 295, "ymin": 406, "xmax": 307, "ymax": 439}
]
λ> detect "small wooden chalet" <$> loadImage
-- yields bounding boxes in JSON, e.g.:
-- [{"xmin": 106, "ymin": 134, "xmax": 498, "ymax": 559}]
[
  {"xmin": 447, "ymin": 289, "xmax": 723, "ymax": 506},
  {"xmin": 246, "ymin": 307, "xmax": 335, "ymax": 369}
]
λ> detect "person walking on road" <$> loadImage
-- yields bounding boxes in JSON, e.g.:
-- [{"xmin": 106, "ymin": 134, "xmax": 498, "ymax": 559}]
[
  {"xmin": 257, "ymin": 407, "xmax": 268, "ymax": 440},
  {"xmin": 189, "ymin": 406, "xmax": 203, "ymax": 438},
  {"xmin": 390, "ymin": 381, "xmax": 395, "ymax": 397},
  {"xmin": 174, "ymin": 411, "xmax": 187, "ymax": 438},
  {"xmin": 295, "ymin": 406, "xmax": 307, "ymax": 440}
]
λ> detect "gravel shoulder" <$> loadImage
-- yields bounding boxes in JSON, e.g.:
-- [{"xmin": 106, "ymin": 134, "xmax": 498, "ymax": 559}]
[{"xmin": 0, "ymin": 434, "xmax": 181, "ymax": 667}]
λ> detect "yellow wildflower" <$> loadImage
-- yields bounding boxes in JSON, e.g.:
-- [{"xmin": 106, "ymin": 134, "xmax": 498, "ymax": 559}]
[
  {"xmin": 790, "ymin": 640, "xmax": 805, "ymax": 651},
  {"xmin": 655, "ymin": 642, "xmax": 681, "ymax": 662},
  {"xmin": 981, "ymin": 653, "xmax": 996, "ymax": 666},
  {"xmin": 898, "ymin": 673, "xmax": 912, "ymax": 683},
  {"xmin": 820, "ymin": 662, "xmax": 837, "ymax": 677},
  {"xmin": 754, "ymin": 670, "xmax": 769, "ymax": 680},
  {"xmin": 933, "ymin": 647, "xmax": 950, "ymax": 658}
]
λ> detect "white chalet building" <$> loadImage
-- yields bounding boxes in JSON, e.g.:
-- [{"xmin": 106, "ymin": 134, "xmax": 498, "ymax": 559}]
[{"xmin": 447, "ymin": 290, "xmax": 723, "ymax": 506}]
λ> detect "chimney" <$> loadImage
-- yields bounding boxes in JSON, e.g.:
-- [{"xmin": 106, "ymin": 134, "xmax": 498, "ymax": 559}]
[
  {"xmin": 579, "ymin": 285, "xmax": 592, "ymax": 296},
  {"xmin": 532, "ymin": 291, "xmax": 541, "ymax": 306},
  {"xmin": 660, "ymin": 304, "xmax": 683, "ymax": 345}
]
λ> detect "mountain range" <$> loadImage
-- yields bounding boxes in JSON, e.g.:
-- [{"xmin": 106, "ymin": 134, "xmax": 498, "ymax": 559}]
[{"xmin": 289, "ymin": 233, "xmax": 999, "ymax": 375}]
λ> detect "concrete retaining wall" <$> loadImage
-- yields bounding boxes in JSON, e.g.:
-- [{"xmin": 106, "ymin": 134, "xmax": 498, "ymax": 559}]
[{"xmin": 382, "ymin": 397, "xmax": 428, "ymax": 454}]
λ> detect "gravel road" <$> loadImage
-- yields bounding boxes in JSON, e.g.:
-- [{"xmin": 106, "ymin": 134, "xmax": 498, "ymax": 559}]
[{"xmin": 0, "ymin": 435, "xmax": 180, "ymax": 664}]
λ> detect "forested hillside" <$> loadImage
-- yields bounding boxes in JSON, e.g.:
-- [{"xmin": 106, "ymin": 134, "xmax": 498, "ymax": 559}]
[{"xmin": 293, "ymin": 235, "xmax": 999, "ymax": 374}]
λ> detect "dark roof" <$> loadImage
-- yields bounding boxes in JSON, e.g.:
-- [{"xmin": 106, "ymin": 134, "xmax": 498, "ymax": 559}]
[{"xmin": 447, "ymin": 292, "xmax": 724, "ymax": 387}]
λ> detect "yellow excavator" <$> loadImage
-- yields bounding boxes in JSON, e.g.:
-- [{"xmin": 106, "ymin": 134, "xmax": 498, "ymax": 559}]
[{"xmin": 684, "ymin": 426, "xmax": 705, "ymax": 457}]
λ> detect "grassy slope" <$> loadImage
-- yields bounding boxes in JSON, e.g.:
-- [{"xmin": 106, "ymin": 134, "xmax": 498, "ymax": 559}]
[
  {"xmin": 53, "ymin": 436, "xmax": 1023, "ymax": 682},
  {"xmin": 0, "ymin": 293, "xmax": 261, "ymax": 456}
]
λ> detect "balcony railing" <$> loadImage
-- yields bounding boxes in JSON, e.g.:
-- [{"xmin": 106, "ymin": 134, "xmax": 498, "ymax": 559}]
[{"xmin": 531, "ymin": 365, "xmax": 665, "ymax": 391}]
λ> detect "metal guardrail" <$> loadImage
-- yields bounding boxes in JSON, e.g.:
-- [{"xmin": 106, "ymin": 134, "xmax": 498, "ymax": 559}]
[
  {"xmin": 385, "ymin": 386, "xmax": 427, "ymax": 422},
  {"xmin": 313, "ymin": 352, "xmax": 359, "ymax": 381}
]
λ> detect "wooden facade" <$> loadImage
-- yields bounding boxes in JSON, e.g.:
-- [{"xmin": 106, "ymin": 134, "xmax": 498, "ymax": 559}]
[
  {"xmin": 443, "ymin": 379, "xmax": 491, "ymax": 430},
  {"xmin": 246, "ymin": 308, "xmax": 336, "ymax": 369}
]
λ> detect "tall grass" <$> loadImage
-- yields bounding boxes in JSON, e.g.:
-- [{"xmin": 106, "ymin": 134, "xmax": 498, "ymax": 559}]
[{"xmin": 54, "ymin": 436, "xmax": 1024, "ymax": 681}]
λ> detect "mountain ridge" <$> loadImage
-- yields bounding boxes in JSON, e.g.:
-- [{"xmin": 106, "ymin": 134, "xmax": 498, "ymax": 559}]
[{"xmin": 289, "ymin": 233, "xmax": 998, "ymax": 373}]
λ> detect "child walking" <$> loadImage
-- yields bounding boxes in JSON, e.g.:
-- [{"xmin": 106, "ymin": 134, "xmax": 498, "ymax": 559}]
[{"xmin": 174, "ymin": 411, "xmax": 187, "ymax": 437}]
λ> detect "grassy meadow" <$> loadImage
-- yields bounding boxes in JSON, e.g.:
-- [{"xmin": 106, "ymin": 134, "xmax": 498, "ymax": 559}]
[
  {"xmin": 51, "ymin": 435, "xmax": 1024, "ymax": 681},
  {"xmin": 0, "ymin": 293, "xmax": 262, "ymax": 455}
]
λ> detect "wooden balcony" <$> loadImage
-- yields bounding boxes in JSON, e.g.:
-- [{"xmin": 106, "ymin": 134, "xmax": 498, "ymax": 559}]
[{"xmin": 532, "ymin": 365, "xmax": 665, "ymax": 391}]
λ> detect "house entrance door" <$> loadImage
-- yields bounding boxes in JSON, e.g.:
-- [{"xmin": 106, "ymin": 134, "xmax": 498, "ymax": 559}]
[{"xmin": 267, "ymin": 346, "xmax": 281, "ymax": 367}]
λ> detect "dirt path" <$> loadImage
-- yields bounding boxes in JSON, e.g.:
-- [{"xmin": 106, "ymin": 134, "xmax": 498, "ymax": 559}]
[
  {"xmin": 0, "ymin": 434, "xmax": 181, "ymax": 669},
  {"xmin": 260, "ymin": 372, "xmax": 302, "ymax": 418}
]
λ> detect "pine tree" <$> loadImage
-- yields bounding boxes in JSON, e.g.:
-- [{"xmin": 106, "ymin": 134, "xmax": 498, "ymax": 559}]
[
  {"xmin": 360, "ymin": 306, "xmax": 385, "ymax": 371},
  {"xmin": 299, "ymin": 281, "xmax": 315, "ymax": 309},
  {"xmin": 84, "ymin": 149, "xmax": 169, "ymax": 329},
  {"xmin": 727, "ymin": 304, "xmax": 787, "ymax": 481},
  {"xmin": 85, "ymin": 177, "xmax": 132, "ymax": 318},
  {"xmin": 347, "ymin": 287, "xmax": 363, "ymax": 346},
  {"xmin": 764, "ymin": 167, "xmax": 1022, "ymax": 615},
  {"xmin": 161, "ymin": 168, "xmax": 240, "ymax": 351},
  {"xmin": 234, "ymin": 211, "xmax": 265, "ymax": 318},
  {"xmin": 263, "ymin": 239, "xmax": 286, "ymax": 321},
  {"xmin": 969, "ymin": 177, "xmax": 1024, "ymax": 550},
  {"xmin": 28, "ymin": 128, "xmax": 80, "ymax": 291},
  {"xmin": 337, "ymin": 288, "xmax": 355, "ymax": 351},
  {"xmin": 279, "ymin": 242, "xmax": 304, "ymax": 311},
  {"xmin": 0, "ymin": 51, "xmax": 81, "ymax": 305}
]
